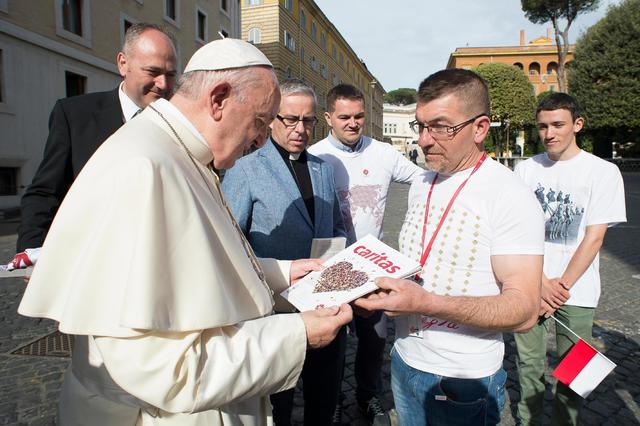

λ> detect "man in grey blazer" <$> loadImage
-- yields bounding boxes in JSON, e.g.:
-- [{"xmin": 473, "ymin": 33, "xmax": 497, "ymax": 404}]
[{"xmin": 222, "ymin": 79, "xmax": 347, "ymax": 426}]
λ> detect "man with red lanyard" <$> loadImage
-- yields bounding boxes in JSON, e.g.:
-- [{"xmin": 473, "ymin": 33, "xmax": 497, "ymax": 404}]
[{"xmin": 356, "ymin": 68, "xmax": 545, "ymax": 425}]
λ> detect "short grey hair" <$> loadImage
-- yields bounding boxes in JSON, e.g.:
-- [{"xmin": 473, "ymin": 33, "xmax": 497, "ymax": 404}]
[
  {"xmin": 175, "ymin": 66, "xmax": 277, "ymax": 102},
  {"xmin": 280, "ymin": 79, "xmax": 317, "ymax": 108},
  {"xmin": 122, "ymin": 23, "xmax": 176, "ymax": 55}
]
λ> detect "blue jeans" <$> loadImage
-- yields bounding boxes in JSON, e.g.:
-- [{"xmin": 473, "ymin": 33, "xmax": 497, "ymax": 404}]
[{"xmin": 391, "ymin": 348, "xmax": 506, "ymax": 426}]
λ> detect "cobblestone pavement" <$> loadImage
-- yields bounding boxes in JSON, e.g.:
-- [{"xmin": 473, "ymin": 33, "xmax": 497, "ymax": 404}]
[{"xmin": 0, "ymin": 173, "xmax": 638, "ymax": 425}]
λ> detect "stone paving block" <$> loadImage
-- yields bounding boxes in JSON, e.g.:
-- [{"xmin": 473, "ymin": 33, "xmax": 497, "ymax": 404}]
[{"xmin": 0, "ymin": 175, "xmax": 638, "ymax": 425}]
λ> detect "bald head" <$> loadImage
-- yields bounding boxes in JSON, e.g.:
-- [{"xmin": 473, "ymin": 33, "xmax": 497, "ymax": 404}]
[{"xmin": 117, "ymin": 25, "xmax": 178, "ymax": 108}]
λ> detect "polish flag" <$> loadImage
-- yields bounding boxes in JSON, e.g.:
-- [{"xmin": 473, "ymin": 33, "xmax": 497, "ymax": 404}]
[{"xmin": 551, "ymin": 339, "xmax": 616, "ymax": 398}]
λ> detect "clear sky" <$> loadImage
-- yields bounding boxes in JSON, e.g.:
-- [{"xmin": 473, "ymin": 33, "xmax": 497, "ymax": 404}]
[{"xmin": 314, "ymin": 0, "xmax": 621, "ymax": 91}]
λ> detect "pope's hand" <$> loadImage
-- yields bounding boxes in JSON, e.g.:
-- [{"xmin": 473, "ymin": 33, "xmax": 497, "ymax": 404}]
[
  {"xmin": 300, "ymin": 304, "xmax": 352, "ymax": 349},
  {"xmin": 290, "ymin": 258, "xmax": 324, "ymax": 284}
]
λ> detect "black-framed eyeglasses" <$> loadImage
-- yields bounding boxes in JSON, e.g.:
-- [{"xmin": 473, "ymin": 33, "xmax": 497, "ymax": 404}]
[
  {"xmin": 276, "ymin": 114, "xmax": 318, "ymax": 128},
  {"xmin": 409, "ymin": 113, "xmax": 487, "ymax": 139}
]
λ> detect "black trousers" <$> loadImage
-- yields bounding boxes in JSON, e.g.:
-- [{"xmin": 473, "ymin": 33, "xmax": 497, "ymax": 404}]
[
  {"xmin": 354, "ymin": 311, "xmax": 386, "ymax": 405},
  {"xmin": 271, "ymin": 326, "xmax": 347, "ymax": 425}
]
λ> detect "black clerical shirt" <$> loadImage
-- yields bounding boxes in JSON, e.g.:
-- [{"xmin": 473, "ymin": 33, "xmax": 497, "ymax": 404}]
[{"xmin": 272, "ymin": 139, "xmax": 315, "ymax": 225}]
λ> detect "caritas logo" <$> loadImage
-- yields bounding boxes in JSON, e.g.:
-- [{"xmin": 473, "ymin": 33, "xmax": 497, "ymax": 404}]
[{"xmin": 353, "ymin": 245, "xmax": 401, "ymax": 274}]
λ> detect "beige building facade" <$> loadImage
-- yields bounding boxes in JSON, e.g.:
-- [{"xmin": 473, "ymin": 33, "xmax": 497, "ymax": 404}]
[
  {"xmin": 241, "ymin": 0, "xmax": 384, "ymax": 143},
  {"xmin": 0, "ymin": 0, "xmax": 239, "ymax": 208},
  {"xmin": 447, "ymin": 29, "xmax": 574, "ymax": 95}
]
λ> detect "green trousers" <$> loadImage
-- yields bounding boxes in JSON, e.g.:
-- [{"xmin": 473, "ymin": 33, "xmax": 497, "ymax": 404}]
[{"xmin": 514, "ymin": 305, "xmax": 595, "ymax": 426}]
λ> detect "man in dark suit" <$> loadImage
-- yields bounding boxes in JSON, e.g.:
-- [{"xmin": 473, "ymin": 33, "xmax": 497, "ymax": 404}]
[
  {"xmin": 222, "ymin": 79, "xmax": 347, "ymax": 426},
  {"xmin": 17, "ymin": 23, "xmax": 177, "ymax": 252}
]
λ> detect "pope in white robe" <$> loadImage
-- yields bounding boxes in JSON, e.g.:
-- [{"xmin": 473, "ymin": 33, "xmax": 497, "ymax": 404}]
[{"xmin": 18, "ymin": 39, "xmax": 351, "ymax": 425}]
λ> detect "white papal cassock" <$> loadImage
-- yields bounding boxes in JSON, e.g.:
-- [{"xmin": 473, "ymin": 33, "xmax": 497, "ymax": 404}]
[{"xmin": 18, "ymin": 99, "xmax": 307, "ymax": 425}]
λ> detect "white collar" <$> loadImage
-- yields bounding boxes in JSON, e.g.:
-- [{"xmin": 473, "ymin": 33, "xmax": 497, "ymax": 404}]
[
  {"xmin": 118, "ymin": 82, "xmax": 141, "ymax": 122},
  {"xmin": 155, "ymin": 99, "xmax": 208, "ymax": 146}
]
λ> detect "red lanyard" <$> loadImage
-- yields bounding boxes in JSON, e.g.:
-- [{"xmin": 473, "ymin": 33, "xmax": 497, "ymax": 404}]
[{"xmin": 416, "ymin": 153, "xmax": 487, "ymax": 279}]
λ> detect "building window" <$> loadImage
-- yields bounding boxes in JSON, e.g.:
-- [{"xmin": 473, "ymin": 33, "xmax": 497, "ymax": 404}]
[
  {"xmin": 513, "ymin": 62, "xmax": 523, "ymax": 70},
  {"xmin": 56, "ymin": 0, "xmax": 91, "ymax": 47},
  {"xmin": 245, "ymin": 0, "xmax": 261, "ymax": 5},
  {"xmin": 248, "ymin": 27, "xmax": 261, "ymax": 44},
  {"xmin": 286, "ymin": 67, "xmax": 292, "ymax": 78},
  {"xmin": 0, "ymin": 167, "xmax": 18, "ymax": 196},
  {"xmin": 311, "ymin": 21, "xmax": 317, "ymax": 40},
  {"xmin": 299, "ymin": 9, "xmax": 306, "ymax": 30},
  {"xmin": 196, "ymin": 9, "xmax": 207, "ymax": 42},
  {"xmin": 529, "ymin": 62, "xmax": 540, "ymax": 76},
  {"xmin": 300, "ymin": 46, "xmax": 305, "ymax": 63},
  {"xmin": 163, "ymin": 0, "xmax": 180, "ymax": 27},
  {"xmin": 320, "ymin": 63, "xmax": 327, "ymax": 79},
  {"xmin": 65, "ymin": 71, "xmax": 86, "ymax": 98},
  {"xmin": 120, "ymin": 13, "xmax": 138, "ymax": 48},
  {"xmin": 284, "ymin": 0, "xmax": 293, "ymax": 12},
  {"xmin": 220, "ymin": 0, "xmax": 228, "ymax": 13},
  {"xmin": 339, "ymin": 52, "xmax": 343, "ymax": 66},
  {"xmin": 321, "ymin": 31, "xmax": 326, "ymax": 49},
  {"xmin": 124, "ymin": 19, "xmax": 133, "ymax": 33},
  {"xmin": 219, "ymin": 27, "xmax": 229, "ymax": 38},
  {"xmin": 549, "ymin": 85, "xmax": 556, "ymax": 92},
  {"xmin": 546, "ymin": 62, "xmax": 558, "ymax": 75},
  {"xmin": 165, "ymin": 0, "xmax": 177, "ymax": 20},
  {"xmin": 62, "ymin": 0, "xmax": 83, "ymax": 36},
  {"xmin": 284, "ymin": 30, "xmax": 295, "ymax": 51},
  {"xmin": 310, "ymin": 56, "xmax": 317, "ymax": 71},
  {"xmin": 332, "ymin": 44, "xmax": 337, "ymax": 59}
]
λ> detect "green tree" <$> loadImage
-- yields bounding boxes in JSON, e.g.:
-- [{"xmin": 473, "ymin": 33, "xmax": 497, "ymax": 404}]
[
  {"xmin": 569, "ymin": 0, "xmax": 640, "ymax": 133},
  {"xmin": 521, "ymin": 0, "xmax": 601, "ymax": 92},
  {"xmin": 475, "ymin": 63, "xmax": 537, "ymax": 156},
  {"xmin": 383, "ymin": 88, "xmax": 416, "ymax": 105},
  {"xmin": 537, "ymin": 89, "xmax": 554, "ymax": 104}
]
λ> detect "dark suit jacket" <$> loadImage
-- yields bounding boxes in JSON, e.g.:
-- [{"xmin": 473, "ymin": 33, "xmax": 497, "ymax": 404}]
[
  {"xmin": 17, "ymin": 89, "xmax": 123, "ymax": 251},
  {"xmin": 221, "ymin": 139, "xmax": 347, "ymax": 260}
]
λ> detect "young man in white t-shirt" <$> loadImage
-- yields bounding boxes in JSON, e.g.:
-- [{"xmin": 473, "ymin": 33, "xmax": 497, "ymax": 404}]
[
  {"xmin": 308, "ymin": 84, "xmax": 421, "ymax": 425},
  {"xmin": 355, "ymin": 69, "xmax": 544, "ymax": 425},
  {"xmin": 514, "ymin": 93, "xmax": 626, "ymax": 426}
]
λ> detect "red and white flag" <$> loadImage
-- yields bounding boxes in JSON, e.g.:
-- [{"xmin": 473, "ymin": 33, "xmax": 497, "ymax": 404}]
[{"xmin": 551, "ymin": 338, "xmax": 616, "ymax": 398}]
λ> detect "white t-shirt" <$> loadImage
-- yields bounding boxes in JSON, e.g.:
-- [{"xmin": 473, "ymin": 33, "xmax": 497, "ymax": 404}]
[
  {"xmin": 395, "ymin": 158, "xmax": 544, "ymax": 379},
  {"xmin": 514, "ymin": 150, "xmax": 626, "ymax": 307},
  {"xmin": 308, "ymin": 134, "xmax": 422, "ymax": 242}
]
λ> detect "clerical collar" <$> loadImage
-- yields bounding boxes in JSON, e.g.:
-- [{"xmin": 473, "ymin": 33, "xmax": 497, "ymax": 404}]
[
  {"xmin": 327, "ymin": 131, "xmax": 363, "ymax": 152},
  {"xmin": 118, "ymin": 82, "xmax": 142, "ymax": 122},
  {"xmin": 272, "ymin": 138, "xmax": 307, "ymax": 162},
  {"xmin": 151, "ymin": 99, "xmax": 212, "ymax": 165}
]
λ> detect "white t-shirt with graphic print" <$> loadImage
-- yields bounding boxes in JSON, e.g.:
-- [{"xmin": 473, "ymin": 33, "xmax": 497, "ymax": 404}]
[
  {"xmin": 308, "ymin": 135, "xmax": 422, "ymax": 243},
  {"xmin": 514, "ymin": 150, "xmax": 626, "ymax": 308},
  {"xmin": 394, "ymin": 158, "xmax": 544, "ymax": 379}
]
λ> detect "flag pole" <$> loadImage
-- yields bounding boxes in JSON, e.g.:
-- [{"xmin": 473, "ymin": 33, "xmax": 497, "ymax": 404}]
[{"xmin": 549, "ymin": 315, "xmax": 602, "ymax": 354}]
